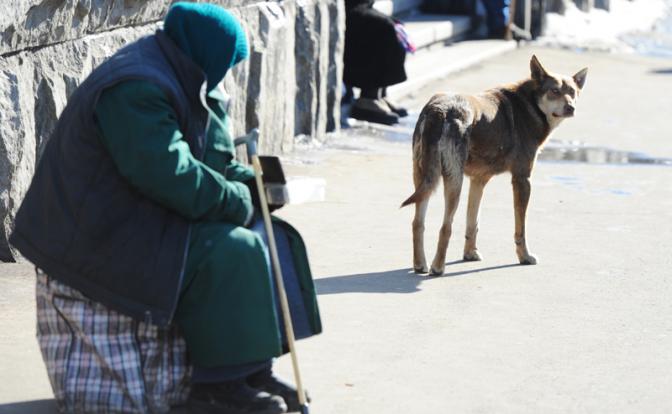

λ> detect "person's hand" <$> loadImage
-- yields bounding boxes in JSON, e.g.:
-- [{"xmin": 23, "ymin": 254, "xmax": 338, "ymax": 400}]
[
  {"xmin": 243, "ymin": 178, "xmax": 282, "ymax": 213},
  {"xmin": 228, "ymin": 181, "xmax": 254, "ymax": 226}
]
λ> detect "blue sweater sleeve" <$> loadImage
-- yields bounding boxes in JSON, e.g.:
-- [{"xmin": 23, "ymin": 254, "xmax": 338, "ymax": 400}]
[{"xmin": 94, "ymin": 80, "xmax": 252, "ymax": 225}]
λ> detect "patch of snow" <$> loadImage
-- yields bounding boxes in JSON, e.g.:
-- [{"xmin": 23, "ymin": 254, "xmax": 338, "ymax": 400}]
[{"xmin": 537, "ymin": 0, "xmax": 671, "ymax": 54}]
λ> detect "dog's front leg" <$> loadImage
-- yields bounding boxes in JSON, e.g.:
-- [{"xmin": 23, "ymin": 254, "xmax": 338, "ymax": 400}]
[
  {"xmin": 512, "ymin": 175, "xmax": 537, "ymax": 265},
  {"xmin": 463, "ymin": 176, "xmax": 489, "ymax": 261},
  {"xmin": 430, "ymin": 176, "xmax": 463, "ymax": 275},
  {"xmin": 412, "ymin": 199, "xmax": 430, "ymax": 273}
]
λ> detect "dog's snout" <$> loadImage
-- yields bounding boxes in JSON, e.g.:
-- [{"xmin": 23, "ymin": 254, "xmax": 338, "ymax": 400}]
[{"xmin": 564, "ymin": 104, "xmax": 575, "ymax": 116}]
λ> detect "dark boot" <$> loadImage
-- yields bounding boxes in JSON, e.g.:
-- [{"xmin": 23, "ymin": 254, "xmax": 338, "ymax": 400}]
[
  {"xmin": 188, "ymin": 379, "xmax": 288, "ymax": 414},
  {"xmin": 349, "ymin": 98, "xmax": 399, "ymax": 125},
  {"xmin": 247, "ymin": 368, "xmax": 310, "ymax": 413},
  {"xmin": 381, "ymin": 88, "xmax": 408, "ymax": 118},
  {"xmin": 382, "ymin": 97, "xmax": 408, "ymax": 118}
]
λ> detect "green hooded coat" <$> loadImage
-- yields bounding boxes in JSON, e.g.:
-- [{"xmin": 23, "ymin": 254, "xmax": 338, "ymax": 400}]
[{"xmin": 94, "ymin": 3, "xmax": 320, "ymax": 367}]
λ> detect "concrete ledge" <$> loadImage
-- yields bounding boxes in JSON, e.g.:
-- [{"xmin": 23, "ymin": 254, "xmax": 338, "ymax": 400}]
[
  {"xmin": 387, "ymin": 39, "xmax": 517, "ymax": 100},
  {"xmin": 402, "ymin": 14, "xmax": 472, "ymax": 50}
]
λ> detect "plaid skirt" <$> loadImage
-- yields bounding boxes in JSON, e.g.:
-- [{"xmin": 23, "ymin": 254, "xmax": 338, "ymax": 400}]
[{"xmin": 36, "ymin": 271, "xmax": 191, "ymax": 413}]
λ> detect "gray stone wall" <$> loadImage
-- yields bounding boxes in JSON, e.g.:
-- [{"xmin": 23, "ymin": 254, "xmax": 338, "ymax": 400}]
[{"xmin": 0, "ymin": 0, "xmax": 344, "ymax": 261}]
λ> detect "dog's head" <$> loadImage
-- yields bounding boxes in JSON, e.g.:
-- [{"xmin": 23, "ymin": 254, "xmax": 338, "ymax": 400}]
[{"xmin": 530, "ymin": 55, "xmax": 588, "ymax": 128}]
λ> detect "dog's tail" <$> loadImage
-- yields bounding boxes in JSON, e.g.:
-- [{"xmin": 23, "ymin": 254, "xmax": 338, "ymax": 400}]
[
  {"xmin": 400, "ymin": 107, "xmax": 446, "ymax": 208},
  {"xmin": 400, "ymin": 181, "xmax": 435, "ymax": 208},
  {"xmin": 401, "ymin": 96, "xmax": 471, "ymax": 208}
]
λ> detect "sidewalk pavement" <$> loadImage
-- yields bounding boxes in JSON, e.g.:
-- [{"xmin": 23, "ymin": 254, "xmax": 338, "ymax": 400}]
[{"xmin": 2, "ymin": 44, "xmax": 672, "ymax": 413}]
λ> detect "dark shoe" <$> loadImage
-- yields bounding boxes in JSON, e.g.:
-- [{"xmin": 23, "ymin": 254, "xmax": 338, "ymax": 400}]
[
  {"xmin": 247, "ymin": 368, "xmax": 310, "ymax": 413},
  {"xmin": 383, "ymin": 97, "xmax": 408, "ymax": 118},
  {"xmin": 188, "ymin": 380, "xmax": 288, "ymax": 414},
  {"xmin": 349, "ymin": 98, "xmax": 399, "ymax": 125}
]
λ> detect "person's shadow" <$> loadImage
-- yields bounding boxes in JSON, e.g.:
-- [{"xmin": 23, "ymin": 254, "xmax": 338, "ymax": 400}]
[
  {"xmin": 0, "ymin": 400, "xmax": 58, "ymax": 414},
  {"xmin": 315, "ymin": 261, "xmax": 520, "ymax": 295},
  {"xmin": 1, "ymin": 263, "xmax": 519, "ymax": 413},
  {"xmin": 0, "ymin": 400, "xmax": 209, "ymax": 413}
]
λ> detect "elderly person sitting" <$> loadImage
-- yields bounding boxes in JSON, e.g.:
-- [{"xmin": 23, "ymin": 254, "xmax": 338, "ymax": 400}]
[{"xmin": 11, "ymin": 3, "xmax": 320, "ymax": 413}]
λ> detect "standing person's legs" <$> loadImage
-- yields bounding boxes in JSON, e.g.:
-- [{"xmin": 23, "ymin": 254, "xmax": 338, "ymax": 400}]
[
  {"xmin": 344, "ymin": 6, "xmax": 407, "ymax": 125},
  {"xmin": 360, "ymin": 87, "xmax": 380, "ymax": 100},
  {"xmin": 349, "ymin": 86, "xmax": 400, "ymax": 125},
  {"xmin": 343, "ymin": 84, "xmax": 355, "ymax": 104},
  {"xmin": 482, "ymin": 0, "xmax": 510, "ymax": 38}
]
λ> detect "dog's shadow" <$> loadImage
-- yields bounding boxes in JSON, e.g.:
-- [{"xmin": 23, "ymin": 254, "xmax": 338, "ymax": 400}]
[{"xmin": 315, "ymin": 261, "xmax": 520, "ymax": 295}]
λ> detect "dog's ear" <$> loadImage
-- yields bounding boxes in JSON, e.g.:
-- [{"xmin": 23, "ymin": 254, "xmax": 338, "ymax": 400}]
[
  {"xmin": 530, "ymin": 55, "xmax": 549, "ymax": 83},
  {"xmin": 573, "ymin": 67, "xmax": 588, "ymax": 90}
]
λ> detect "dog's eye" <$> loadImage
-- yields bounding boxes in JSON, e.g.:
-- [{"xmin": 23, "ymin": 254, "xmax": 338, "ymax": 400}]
[{"xmin": 550, "ymin": 88, "xmax": 561, "ymax": 96}]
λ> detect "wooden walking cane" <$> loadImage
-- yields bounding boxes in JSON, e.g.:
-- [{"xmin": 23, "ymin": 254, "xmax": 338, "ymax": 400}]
[{"xmin": 235, "ymin": 129, "xmax": 310, "ymax": 414}]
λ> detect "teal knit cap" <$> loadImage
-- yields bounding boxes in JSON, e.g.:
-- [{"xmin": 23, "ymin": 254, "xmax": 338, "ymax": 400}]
[{"xmin": 164, "ymin": 2, "xmax": 249, "ymax": 91}]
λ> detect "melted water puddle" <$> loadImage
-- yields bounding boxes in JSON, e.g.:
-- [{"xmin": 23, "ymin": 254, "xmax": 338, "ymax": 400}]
[
  {"xmin": 539, "ymin": 141, "xmax": 672, "ymax": 166},
  {"xmin": 338, "ymin": 114, "xmax": 672, "ymax": 167}
]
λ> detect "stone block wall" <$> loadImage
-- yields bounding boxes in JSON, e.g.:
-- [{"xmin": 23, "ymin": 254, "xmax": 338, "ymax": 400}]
[{"xmin": 0, "ymin": 0, "xmax": 344, "ymax": 261}]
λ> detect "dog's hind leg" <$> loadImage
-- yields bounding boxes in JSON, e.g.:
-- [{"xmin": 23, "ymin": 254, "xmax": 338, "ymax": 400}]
[
  {"xmin": 412, "ymin": 198, "xmax": 430, "ymax": 273},
  {"xmin": 430, "ymin": 174, "xmax": 463, "ymax": 275},
  {"xmin": 463, "ymin": 176, "xmax": 490, "ymax": 261},
  {"xmin": 512, "ymin": 175, "xmax": 538, "ymax": 265}
]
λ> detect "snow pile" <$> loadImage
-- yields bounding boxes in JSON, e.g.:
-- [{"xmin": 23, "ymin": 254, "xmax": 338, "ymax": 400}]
[{"xmin": 537, "ymin": 0, "xmax": 671, "ymax": 54}]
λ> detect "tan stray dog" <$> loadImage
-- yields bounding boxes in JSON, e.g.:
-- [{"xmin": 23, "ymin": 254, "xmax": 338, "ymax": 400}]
[{"xmin": 401, "ymin": 55, "xmax": 588, "ymax": 275}]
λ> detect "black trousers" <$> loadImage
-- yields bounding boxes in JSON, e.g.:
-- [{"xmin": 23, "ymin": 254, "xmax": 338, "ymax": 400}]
[{"xmin": 343, "ymin": 4, "xmax": 407, "ymax": 89}]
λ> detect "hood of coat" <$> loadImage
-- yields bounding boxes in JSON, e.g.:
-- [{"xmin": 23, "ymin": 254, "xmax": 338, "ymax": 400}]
[{"xmin": 164, "ymin": 2, "xmax": 249, "ymax": 92}]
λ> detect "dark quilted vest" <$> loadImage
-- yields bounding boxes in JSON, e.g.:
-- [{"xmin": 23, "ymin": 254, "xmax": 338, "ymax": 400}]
[{"xmin": 11, "ymin": 31, "xmax": 209, "ymax": 326}]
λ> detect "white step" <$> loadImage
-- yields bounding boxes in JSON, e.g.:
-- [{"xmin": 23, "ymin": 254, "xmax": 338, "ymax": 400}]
[
  {"xmin": 403, "ymin": 14, "xmax": 472, "ymax": 49},
  {"xmin": 387, "ymin": 39, "xmax": 517, "ymax": 100}
]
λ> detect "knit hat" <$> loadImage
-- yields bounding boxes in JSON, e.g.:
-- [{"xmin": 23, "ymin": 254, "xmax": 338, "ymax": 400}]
[{"xmin": 164, "ymin": 2, "xmax": 249, "ymax": 91}]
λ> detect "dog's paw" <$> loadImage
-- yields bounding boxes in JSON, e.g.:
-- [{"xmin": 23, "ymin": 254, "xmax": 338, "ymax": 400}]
[
  {"xmin": 429, "ymin": 266, "xmax": 444, "ymax": 276},
  {"xmin": 519, "ymin": 254, "xmax": 538, "ymax": 265},
  {"xmin": 413, "ymin": 265, "xmax": 429, "ymax": 274},
  {"xmin": 463, "ymin": 250, "xmax": 483, "ymax": 262}
]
